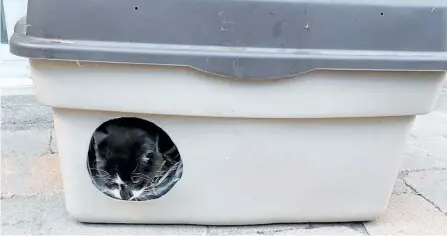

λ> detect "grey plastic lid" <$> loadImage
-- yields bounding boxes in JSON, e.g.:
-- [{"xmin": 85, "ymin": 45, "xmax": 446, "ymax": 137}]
[{"xmin": 9, "ymin": 0, "xmax": 447, "ymax": 79}]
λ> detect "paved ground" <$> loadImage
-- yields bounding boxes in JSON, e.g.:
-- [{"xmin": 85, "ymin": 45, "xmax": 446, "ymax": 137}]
[{"xmin": 1, "ymin": 89, "xmax": 447, "ymax": 235}]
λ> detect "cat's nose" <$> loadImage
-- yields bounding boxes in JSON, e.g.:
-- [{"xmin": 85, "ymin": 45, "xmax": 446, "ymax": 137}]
[{"xmin": 119, "ymin": 189, "xmax": 132, "ymax": 200}]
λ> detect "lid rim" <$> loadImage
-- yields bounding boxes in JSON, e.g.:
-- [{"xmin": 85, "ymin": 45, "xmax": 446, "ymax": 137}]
[{"xmin": 11, "ymin": 33, "xmax": 447, "ymax": 79}]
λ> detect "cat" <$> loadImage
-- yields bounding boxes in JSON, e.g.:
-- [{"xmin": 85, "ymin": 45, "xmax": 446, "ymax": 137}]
[{"xmin": 87, "ymin": 118, "xmax": 181, "ymax": 201}]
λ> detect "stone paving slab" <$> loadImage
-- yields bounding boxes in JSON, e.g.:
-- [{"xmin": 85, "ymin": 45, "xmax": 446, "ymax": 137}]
[
  {"xmin": 1, "ymin": 129, "xmax": 52, "ymax": 158},
  {"xmin": 400, "ymin": 111, "xmax": 447, "ymax": 172},
  {"xmin": 364, "ymin": 194, "xmax": 447, "ymax": 235},
  {"xmin": 410, "ymin": 110, "xmax": 447, "ymax": 138},
  {"xmin": 404, "ymin": 170, "xmax": 447, "ymax": 214},
  {"xmin": 391, "ymin": 178, "xmax": 412, "ymax": 196},
  {"xmin": 402, "ymin": 134, "xmax": 447, "ymax": 171},
  {"xmin": 1, "ymin": 94, "xmax": 53, "ymax": 131},
  {"xmin": 1, "ymin": 154, "xmax": 61, "ymax": 198}
]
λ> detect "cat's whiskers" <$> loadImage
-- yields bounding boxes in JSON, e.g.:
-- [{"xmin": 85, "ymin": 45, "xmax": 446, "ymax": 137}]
[
  {"xmin": 131, "ymin": 161, "xmax": 140, "ymax": 174},
  {"xmin": 97, "ymin": 174, "xmax": 112, "ymax": 179},
  {"xmin": 91, "ymin": 168, "xmax": 110, "ymax": 175},
  {"xmin": 132, "ymin": 173, "xmax": 152, "ymax": 178},
  {"xmin": 97, "ymin": 172, "xmax": 112, "ymax": 178},
  {"xmin": 92, "ymin": 171, "xmax": 113, "ymax": 181},
  {"xmin": 98, "ymin": 178, "xmax": 115, "ymax": 185},
  {"xmin": 131, "ymin": 173, "xmax": 154, "ymax": 182},
  {"xmin": 91, "ymin": 168, "xmax": 115, "ymax": 182}
]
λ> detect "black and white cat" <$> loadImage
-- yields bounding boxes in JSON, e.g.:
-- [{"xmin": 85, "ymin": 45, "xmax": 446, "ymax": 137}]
[{"xmin": 87, "ymin": 118, "xmax": 181, "ymax": 201}]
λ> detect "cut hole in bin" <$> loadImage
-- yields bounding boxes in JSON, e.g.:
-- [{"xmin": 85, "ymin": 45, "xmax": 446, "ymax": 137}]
[{"xmin": 87, "ymin": 117, "xmax": 183, "ymax": 201}]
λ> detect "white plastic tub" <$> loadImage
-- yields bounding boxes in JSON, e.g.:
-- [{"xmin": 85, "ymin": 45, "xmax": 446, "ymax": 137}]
[
  {"xmin": 31, "ymin": 60, "xmax": 444, "ymax": 224},
  {"xmin": 11, "ymin": 0, "xmax": 447, "ymax": 224}
]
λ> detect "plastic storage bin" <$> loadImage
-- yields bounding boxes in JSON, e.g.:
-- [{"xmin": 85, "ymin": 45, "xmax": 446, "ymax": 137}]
[{"xmin": 10, "ymin": 0, "xmax": 447, "ymax": 225}]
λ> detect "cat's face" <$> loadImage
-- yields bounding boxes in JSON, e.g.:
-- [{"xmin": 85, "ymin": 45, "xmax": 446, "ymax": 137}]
[{"xmin": 92, "ymin": 127, "xmax": 159, "ymax": 200}]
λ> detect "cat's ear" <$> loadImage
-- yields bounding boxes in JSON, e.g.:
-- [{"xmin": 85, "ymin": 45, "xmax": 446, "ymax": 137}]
[{"xmin": 93, "ymin": 131, "xmax": 108, "ymax": 144}]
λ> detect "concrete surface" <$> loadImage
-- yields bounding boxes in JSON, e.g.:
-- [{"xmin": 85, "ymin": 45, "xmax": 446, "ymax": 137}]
[
  {"xmin": 1, "ymin": 92, "xmax": 447, "ymax": 235},
  {"xmin": 404, "ymin": 170, "xmax": 447, "ymax": 213},
  {"xmin": 364, "ymin": 194, "xmax": 447, "ymax": 235}
]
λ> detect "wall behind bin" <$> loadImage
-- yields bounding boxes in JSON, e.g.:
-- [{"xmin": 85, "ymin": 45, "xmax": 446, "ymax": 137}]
[{"xmin": 1, "ymin": 0, "xmax": 27, "ymax": 44}]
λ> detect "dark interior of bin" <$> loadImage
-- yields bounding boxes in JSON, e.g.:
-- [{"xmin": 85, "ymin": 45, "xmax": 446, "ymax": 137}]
[{"xmin": 87, "ymin": 117, "xmax": 182, "ymax": 201}]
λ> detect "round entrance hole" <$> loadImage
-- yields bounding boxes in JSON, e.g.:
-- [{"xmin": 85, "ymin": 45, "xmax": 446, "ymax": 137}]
[{"xmin": 87, "ymin": 117, "xmax": 183, "ymax": 201}]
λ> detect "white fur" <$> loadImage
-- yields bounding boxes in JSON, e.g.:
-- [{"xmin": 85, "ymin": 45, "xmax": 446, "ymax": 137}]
[
  {"xmin": 142, "ymin": 149, "xmax": 153, "ymax": 162},
  {"xmin": 102, "ymin": 175, "xmax": 125, "ymax": 200},
  {"xmin": 129, "ymin": 188, "xmax": 146, "ymax": 200},
  {"xmin": 113, "ymin": 175, "xmax": 124, "ymax": 185},
  {"xmin": 105, "ymin": 188, "xmax": 121, "ymax": 200}
]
